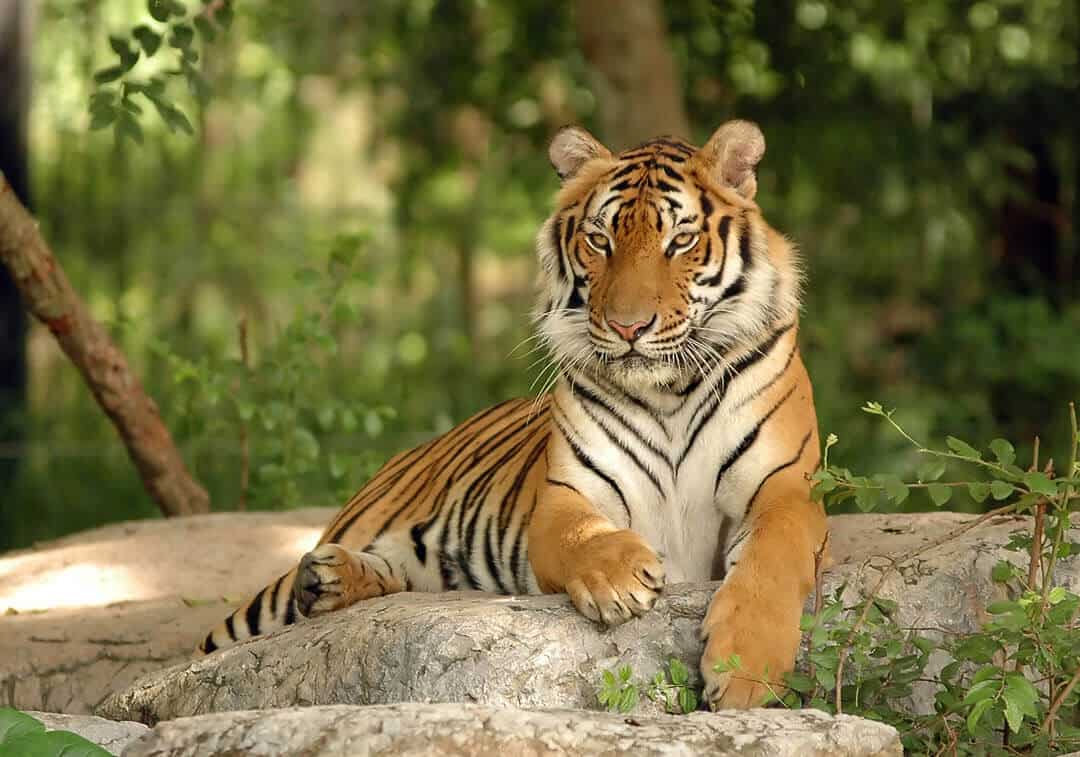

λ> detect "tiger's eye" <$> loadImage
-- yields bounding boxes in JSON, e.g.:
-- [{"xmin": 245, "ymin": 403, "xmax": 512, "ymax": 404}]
[
  {"xmin": 673, "ymin": 232, "xmax": 696, "ymax": 247},
  {"xmin": 586, "ymin": 233, "xmax": 610, "ymax": 252}
]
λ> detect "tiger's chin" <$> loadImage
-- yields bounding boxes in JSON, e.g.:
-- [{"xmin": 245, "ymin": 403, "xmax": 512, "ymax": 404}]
[{"xmin": 600, "ymin": 354, "xmax": 685, "ymax": 392}]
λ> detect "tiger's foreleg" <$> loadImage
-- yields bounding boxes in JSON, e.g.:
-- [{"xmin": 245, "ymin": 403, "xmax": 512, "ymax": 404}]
[
  {"xmin": 292, "ymin": 543, "xmax": 405, "ymax": 617},
  {"xmin": 528, "ymin": 481, "xmax": 666, "ymax": 625},
  {"xmin": 700, "ymin": 474, "xmax": 828, "ymax": 710}
]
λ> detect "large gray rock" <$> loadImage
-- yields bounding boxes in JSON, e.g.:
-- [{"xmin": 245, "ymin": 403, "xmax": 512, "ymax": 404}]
[
  {"xmin": 24, "ymin": 711, "xmax": 148, "ymax": 756},
  {"xmin": 0, "ymin": 508, "xmax": 333, "ymax": 714},
  {"xmin": 99, "ymin": 512, "xmax": 1080, "ymax": 724},
  {"xmin": 119, "ymin": 703, "xmax": 903, "ymax": 757}
]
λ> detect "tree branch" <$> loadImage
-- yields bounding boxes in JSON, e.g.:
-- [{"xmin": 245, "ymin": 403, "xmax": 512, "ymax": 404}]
[{"xmin": 0, "ymin": 171, "xmax": 210, "ymax": 517}]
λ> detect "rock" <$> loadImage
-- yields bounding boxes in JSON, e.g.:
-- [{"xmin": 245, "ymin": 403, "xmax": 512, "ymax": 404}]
[
  {"xmin": 119, "ymin": 703, "xmax": 903, "ymax": 756},
  {"xmin": 0, "ymin": 509, "xmax": 333, "ymax": 714},
  {"xmin": 99, "ymin": 511, "xmax": 1080, "ymax": 724},
  {"xmin": 24, "ymin": 711, "xmax": 148, "ymax": 756}
]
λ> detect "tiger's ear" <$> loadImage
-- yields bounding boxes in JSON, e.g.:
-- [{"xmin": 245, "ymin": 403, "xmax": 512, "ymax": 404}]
[
  {"xmin": 549, "ymin": 126, "xmax": 611, "ymax": 182},
  {"xmin": 696, "ymin": 120, "xmax": 765, "ymax": 200}
]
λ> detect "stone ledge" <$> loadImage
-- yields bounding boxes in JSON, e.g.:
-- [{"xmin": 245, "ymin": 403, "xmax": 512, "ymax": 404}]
[{"xmin": 118, "ymin": 703, "xmax": 903, "ymax": 757}]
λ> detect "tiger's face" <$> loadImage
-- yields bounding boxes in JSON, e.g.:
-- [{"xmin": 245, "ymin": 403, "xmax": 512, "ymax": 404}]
[{"xmin": 535, "ymin": 120, "xmax": 799, "ymax": 392}]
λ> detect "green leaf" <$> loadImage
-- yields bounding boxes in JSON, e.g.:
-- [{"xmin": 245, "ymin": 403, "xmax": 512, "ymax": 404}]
[
  {"xmin": 990, "ymin": 480, "xmax": 1014, "ymax": 500},
  {"xmin": 93, "ymin": 65, "xmax": 125, "ymax": 84},
  {"xmin": 991, "ymin": 560, "xmax": 1014, "ymax": 583},
  {"xmin": 157, "ymin": 103, "xmax": 195, "ymax": 135},
  {"xmin": 618, "ymin": 666, "xmax": 632, "ymax": 683},
  {"xmin": 927, "ymin": 483, "xmax": 952, "ymax": 507},
  {"xmin": 148, "ymin": 0, "xmax": 172, "ymax": 22},
  {"xmin": 917, "ymin": 459, "xmax": 947, "ymax": 482},
  {"xmin": 854, "ymin": 485, "xmax": 879, "ymax": 512},
  {"xmin": 0, "ymin": 708, "xmax": 45, "ymax": 743},
  {"xmin": 946, "ymin": 436, "xmax": 981, "ymax": 459},
  {"xmin": 967, "ymin": 481, "xmax": 990, "ymax": 503},
  {"xmin": 619, "ymin": 686, "xmax": 638, "ymax": 713},
  {"xmin": 986, "ymin": 600, "xmax": 1022, "ymax": 614},
  {"xmin": 89, "ymin": 106, "xmax": 117, "ymax": 130},
  {"xmin": 962, "ymin": 678, "xmax": 999, "ymax": 706},
  {"xmin": 116, "ymin": 113, "xmax": 144, "ymax": 144},
  {"xmin": 989, "ymin": 438, "xmax": 1016, "ymax": 466},
  {"xmin": 169, "ymin": 24, "xmax": 195, "ymax": 49},
  {"xmin": 1003, "ymin": 695, "xmax": 1023, "ymax": 734},
  {"xmin": 785, "ymin": 672, "xmax": 815, "ymax": 693},
  {"xmin": 132, "ymin": 25, "xmax": 163, "ymax": 56},
  {"xmin": 668, "ymin": 658, "xmax": 688, "ymax": 686},
  {"xmin": 1023, "ymin": 471, "xmax": 1057, "ymax": 496},
  {"xmin": 966, "ymin": 698, "xmax": 993, "ymax": 736},
  {"xmin": 678, "ymin": 687, "xmax": 697, "ymax": 714},
  {"xmin": 1, "ymin": 730, "xmax": 112, "ymax": 757},
  {"xmin": 877, "ymin": 474, "xmax": 909, "ymax": 504}
]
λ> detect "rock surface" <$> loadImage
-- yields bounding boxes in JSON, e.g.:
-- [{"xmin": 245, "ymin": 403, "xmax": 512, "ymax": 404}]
[
  {"xmin": 0, "ymin": 509, "xmax": 333, "ymax": 714},
  {"xmin": 99, "ymin": 511, "xmax": 1080, "ymax": 724},
  {"xmin": 119, "ymin": 703, "xmax": 903, "ymax": 757},
  {"xmin": 24, "ymin": 711, "xmax": 148, "ymax": 755}
]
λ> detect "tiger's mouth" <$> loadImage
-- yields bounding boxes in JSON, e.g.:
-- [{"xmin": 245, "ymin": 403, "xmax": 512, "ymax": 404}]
[{"xmin": 595, "ymin": 349, "xmax": 686, "ymax": 389}]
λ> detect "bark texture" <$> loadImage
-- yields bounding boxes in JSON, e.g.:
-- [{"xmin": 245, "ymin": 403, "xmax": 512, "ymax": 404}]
[
  {"xmin": 120, "ymin": 703, "xmax": 902, "ymax": 757},
  {"xmin": 574, "ymin": 0, "xmax": 691, "ymax": 149},
  {"xmin": 0, "ymin": 174, "xmax": 209, "ymax": 517},
  {"xmin": 98, "ymin": 511, "xmax": 1080, "ymax": 725}
]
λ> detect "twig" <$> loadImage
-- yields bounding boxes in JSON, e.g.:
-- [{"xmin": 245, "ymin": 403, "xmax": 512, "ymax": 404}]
[
  {"xmin": 834, "ymin": 502, "xmax": 1018, "ymax": 713},
  {"xmin": 806, "ymin": 531, "xmax": 829, "ymax": 703},
  {"xmin": 237, "ymin": 316, "xmax": 251, "ymax": 511},
  {"xmin": 1042, "ymin": 665, "xmax": 1080, "ymax": 735}
]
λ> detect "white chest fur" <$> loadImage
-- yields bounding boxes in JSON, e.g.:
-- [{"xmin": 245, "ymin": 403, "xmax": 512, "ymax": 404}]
[{"xmin": 548, "ymin": 340, "xmax": 793, "ymax": 583}]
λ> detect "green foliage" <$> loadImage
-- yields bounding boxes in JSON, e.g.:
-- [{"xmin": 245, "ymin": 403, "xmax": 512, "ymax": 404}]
[
  {"xmin": 89, "ymin": 0, "xmax": 233, "ymax": 142},
  {"xmin": 794, "ymin": 404, "xmax": 1080, "ymax": 754},
  {"xmin": 0, "ymin": 709, "xmax": 111, "ymax": 757},
  {"xmin": 147, "ymin": 232, "xmax": 398, "ymax": 508},
  {"xmin": 597, "ymin": 659, "xmax": 699, "ymax": 715}
]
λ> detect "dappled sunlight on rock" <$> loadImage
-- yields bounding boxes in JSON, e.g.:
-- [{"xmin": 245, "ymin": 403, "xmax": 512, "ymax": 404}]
[{"xmin": 0, "ymin": 561, "xmax": 142, "ymax": 612}]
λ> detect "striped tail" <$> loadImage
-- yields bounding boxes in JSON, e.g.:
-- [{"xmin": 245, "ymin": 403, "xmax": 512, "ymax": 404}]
[{"xmin": 198, "ymin": 568, "xmax": 301, "ymax": 655}]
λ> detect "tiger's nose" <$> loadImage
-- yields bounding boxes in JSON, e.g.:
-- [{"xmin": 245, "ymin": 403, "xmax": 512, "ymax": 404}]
[{"xmin": 607, "ymin": 314, "xmax": 655, "ymax": 342}]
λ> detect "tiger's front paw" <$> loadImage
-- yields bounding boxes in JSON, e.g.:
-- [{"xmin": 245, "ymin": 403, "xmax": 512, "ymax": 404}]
[
  {"xmin": 565, "ymin": 529, "xmax": 665, "ymax": 626},
  {"xmin": 700, "ymin": 581, "xmax": 801, "ymax": 709}
]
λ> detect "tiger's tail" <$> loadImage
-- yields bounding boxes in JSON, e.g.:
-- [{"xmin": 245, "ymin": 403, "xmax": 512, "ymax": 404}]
[{"xmin": 197, "ymin": 568, "xmax": 301, "ymax": 655}]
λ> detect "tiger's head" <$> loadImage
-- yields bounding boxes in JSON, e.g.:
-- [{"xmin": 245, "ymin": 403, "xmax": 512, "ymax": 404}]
[{"xmin": 534, "ymin": 120, "xmax": 801, "ymax": 392}]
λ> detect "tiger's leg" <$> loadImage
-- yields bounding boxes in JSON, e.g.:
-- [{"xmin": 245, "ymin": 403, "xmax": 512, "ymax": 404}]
[
  {"xmin": 198, "ymin": 543, "xmax": 404, "ymax": 655},
  {"xmin": 292, "ymin": 543, "xmax": 405, "ymax": 617},
  {"xmin": 700, "ymin": 467, "xmax": 828, "ymax": 710},
  {"xmin": 528, "ymin": 481, "xmax": 666, "ymax": 625}
]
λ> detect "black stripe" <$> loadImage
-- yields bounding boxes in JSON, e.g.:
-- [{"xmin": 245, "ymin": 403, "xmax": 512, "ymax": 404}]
[
  {"xmin": 225, "ymin": 614, "xmax": 236, "ymax": 641},
  {"xmin": 727, "ymin": 322, "xmax": 795, "ymax": 378},
  {"xmin": 577, "ymin": 397, "xmax": 665, "ymax": 495},
  {"xmin": 572, "ymin": 383, "xmax": 670, "ymax": 467},
  {"xmin": 411, "ymin": 522, "xmax": 428, "ymax": 564},
  {"xmin": 655, "ymin": 180, "xmax": 679, "ymax": 193},
  {"xmin": 267, "ymin": 574, "xmax": 284, "ymax": 619},
  {"xmin": 745, "ymin": 430, "xmax": 814, "ymax": 515},
  {"xmin": 658, "ymin": 164, "xmax": 684, "ymax": 182},
  {"xmin": 552, "ymin": 219, "xmax": 566, "ymax": 280},
  {"xmin": 695, "ymin": 216, "xmax": 732, "ymax": 287},
  {"xmin": 552, "ymin": 408, "xmax": 631, "ymax": 524},
  {"xmin": 714, "ymin": 383, "xmax": 797, "ymax": 494},
  {"xmin": 245, "ymin": 587, "xmax": 266, "ymax": 637},
  {"xmin": 611, "ymin": 162, "xmax": 642, "ymax": 180},
  {"xmin": 510, "ymin": 492, "xmax": 537, "ymax": 593},
  {"xmin": 484, "ymin": 517, "xmax": 510, "ymax": 594},
  {"xmin": 734, "ymin": 337, "xmax": 798, "ymax": 412},
  {"xmin": 284, "ymin": 596, "xmax": 297, "ymax": 625},
  {"xmin": 563, "ymin": 215, "xmax": 576, "ymax": 251},
  {"xmin": 201, "ymin": 632, "xmax": 218, "ymax": 654}
]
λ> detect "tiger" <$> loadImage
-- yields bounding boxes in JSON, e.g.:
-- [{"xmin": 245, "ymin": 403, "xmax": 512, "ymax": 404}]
[{"xmin": 198, "ymin": 119, "xmax": 828, "ymax": 710}]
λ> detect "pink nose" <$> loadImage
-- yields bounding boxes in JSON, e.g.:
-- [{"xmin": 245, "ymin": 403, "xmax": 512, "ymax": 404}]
[{"xmin": 607, "ymin": 317, "xmax": 652, "ymax": 342}]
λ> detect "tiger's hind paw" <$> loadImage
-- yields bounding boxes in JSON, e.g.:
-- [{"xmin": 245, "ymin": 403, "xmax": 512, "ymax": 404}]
[{"xmin": 293, "ymin": 544, "xmax": 401, "ymax": 617}]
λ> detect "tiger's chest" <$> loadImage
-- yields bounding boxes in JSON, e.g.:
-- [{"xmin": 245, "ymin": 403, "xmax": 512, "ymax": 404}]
[{"xmin": 548, "ymin": 379, "xmax": 784, "ymax": 583}]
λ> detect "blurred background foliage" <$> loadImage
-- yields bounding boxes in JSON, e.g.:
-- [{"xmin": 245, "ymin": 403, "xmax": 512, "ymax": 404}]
[{"xmin": 1, "ymin": 0, "xmax": 1077, "ymax": 549}]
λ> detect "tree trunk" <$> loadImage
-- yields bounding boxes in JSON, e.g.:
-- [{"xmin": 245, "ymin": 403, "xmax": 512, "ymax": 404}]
[
  {"xmin": 0, "ymin": 0, "xmax": 30, "ymax": 529},
  {"xmin": 574, "ymin": 0, "xmax": 690, "ymax": 149},
  {"xmin": 0, "ymin": 177, "xmax": 211, "ymax": 517}
]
